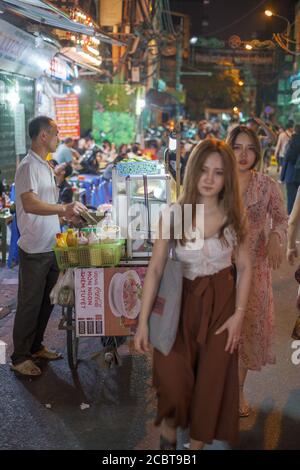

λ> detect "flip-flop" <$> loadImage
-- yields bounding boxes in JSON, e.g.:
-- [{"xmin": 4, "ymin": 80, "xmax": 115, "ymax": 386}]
[
  {"xmin": 239, "ymin": 404, "xmax": 251, "ymax": 418},
  {"xmin": 10, "ymin": 359, "xmax": 42, "ymax": 376}
]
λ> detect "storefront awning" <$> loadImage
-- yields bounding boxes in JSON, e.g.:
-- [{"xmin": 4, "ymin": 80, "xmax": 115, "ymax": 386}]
[
  {"xmin": 0, "ymin": 17, "xmax": 57, "ymax": 78},
  {"xmin": 0, "ymin": 0, "xmax": 126, "ymax": 45}
]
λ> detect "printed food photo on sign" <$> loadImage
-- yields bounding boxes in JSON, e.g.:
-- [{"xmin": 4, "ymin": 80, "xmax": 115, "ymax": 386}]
[{"xmin": 105, "ymin": 267, "xmax": 146, "ymax": 335}]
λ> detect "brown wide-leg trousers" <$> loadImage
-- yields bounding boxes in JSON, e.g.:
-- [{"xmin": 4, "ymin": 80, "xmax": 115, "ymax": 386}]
[{"xmin": 153, "ymin": 266, "xmax": 239, "ymax": 445}]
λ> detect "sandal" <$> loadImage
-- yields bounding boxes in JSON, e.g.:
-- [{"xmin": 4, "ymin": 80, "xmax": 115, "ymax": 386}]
[
  {"xmin": 32, "ymin": 347, "xmax": 63, "ymax": 361},
  {"xmin": 239, "ymin": 386, "xmax": 250, "ymax": 418},
  {"xmin": 160, "ymin": 434, "xmax": 176, "ymax": 450},
  {"xmin": 239, "ymin": 404, "xmax": 250, "ymax": 418},
  {"xmin": 10, "ymin": 359, "xmax": 42, "ymax": 377}
]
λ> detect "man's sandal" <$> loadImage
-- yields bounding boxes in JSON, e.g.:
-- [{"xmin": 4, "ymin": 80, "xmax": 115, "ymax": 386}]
[
  {"xmin": 10, "ymin": 359, "xmax": 42, "ymax": 377},
  {"xmin": 32, "ymin": 347, "xmax": 63, "ymax": 361}
]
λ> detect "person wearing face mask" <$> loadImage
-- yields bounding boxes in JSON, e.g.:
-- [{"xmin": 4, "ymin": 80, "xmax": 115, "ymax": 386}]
[{"xmin": 227, "ymin": 126, "xmax": 288, "ymax": 418}]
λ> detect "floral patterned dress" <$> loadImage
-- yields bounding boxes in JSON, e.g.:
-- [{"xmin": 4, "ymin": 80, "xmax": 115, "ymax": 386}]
[{"xmin": 239, "ymin": 171, "xmax": 288, "ymax": 371}]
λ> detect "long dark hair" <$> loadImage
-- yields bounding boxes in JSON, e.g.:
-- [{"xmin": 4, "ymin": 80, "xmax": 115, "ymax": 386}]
[
  {"xmin": 226, "ymin": 125, "xmax": 262, "ymax": 170},
  {"xmin": 177, "ymin": 138, "xmax": 247, "ymax": 245}
]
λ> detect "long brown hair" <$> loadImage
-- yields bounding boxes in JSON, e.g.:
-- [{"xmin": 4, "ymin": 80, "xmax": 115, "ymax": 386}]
[
  {"xmin": 226, "ymin": 125, "xmax": 262, "ymax": 170},
  {"xmin": 178, "ymin": 138, "xmax": 247, "ymax": 245}
]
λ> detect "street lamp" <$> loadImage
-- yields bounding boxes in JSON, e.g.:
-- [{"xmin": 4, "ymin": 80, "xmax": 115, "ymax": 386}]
[
  {"xmin": 264, "ymin": 9, "xmax": 291, "ymax": 37},
  {"xmin": 245, "ymin": 44, "xmax": 253, "ymax": 50},
  {"xmin": 264, "ymin": 9, "xmax": 299, "ymax": 55}
]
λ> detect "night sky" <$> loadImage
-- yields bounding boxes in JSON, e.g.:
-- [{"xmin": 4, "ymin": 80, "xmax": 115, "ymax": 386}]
[{"xmin": 169, "ymin": 0, "xmax": 296, "ymax": 41}]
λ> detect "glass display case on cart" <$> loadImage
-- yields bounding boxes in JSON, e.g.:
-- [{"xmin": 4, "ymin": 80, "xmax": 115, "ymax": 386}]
[{"xmin": 112, "ymin": 164, "xmax": 171, "ymax": 261}]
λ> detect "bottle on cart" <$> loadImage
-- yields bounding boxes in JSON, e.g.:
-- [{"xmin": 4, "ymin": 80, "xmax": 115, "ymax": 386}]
[
  {"xmin": 56, "ymin": 233, "xmax": 67, "ymax": 248},
  {"xmin": 66, "ymin": 228, "xmax": 77, "ymax": 247}
]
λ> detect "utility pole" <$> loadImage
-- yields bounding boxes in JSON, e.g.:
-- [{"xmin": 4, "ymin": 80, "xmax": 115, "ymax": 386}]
[{"xmin": 175, "ymin": 21, "xmax": 183, "ymax": 120}]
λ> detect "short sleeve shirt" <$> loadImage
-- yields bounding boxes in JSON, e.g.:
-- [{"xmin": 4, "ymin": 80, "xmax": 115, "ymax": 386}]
[
  {"xmin": 54, "ymin": 144, "xmax": 73, "ymax": 164},
  {"xmin": 15, "ymin": 150, "xmax": 61, "ymax": 253}
]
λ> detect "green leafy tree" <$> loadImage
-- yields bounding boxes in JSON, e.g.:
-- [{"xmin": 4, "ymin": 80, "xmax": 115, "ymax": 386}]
[
  {"xmin": 93, "ymin": 111, "xmax": 136, "ymax": 146},
  {"xmin": 183, "ymin": 66, "xmax": 244, "ymax": 119}
]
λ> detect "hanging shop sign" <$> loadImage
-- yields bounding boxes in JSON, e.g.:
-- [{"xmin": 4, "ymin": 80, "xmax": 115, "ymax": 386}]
[
  {"xmin": 0, "ymin": 18, "xmax": 56, "ymax": 78},
  {"xmin": 194, "ymin": 50, "xmax": 274, "ymax": 66},
  {"xmin": 54, "ymin": 93, "xmax": 80, "ymax": 139},
  {"xmin": 46, "ymin": 56, "xmax": 70, "ymax": 81},
  {"xmin": 99, "ymin": 0, "xmax": 122, "ymax": 26}
]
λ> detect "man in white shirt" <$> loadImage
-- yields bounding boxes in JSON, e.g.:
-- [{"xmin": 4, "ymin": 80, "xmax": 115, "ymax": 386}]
[{"xmin": 11, "ymin": 116, "xmax": 86, "ymax": 376}]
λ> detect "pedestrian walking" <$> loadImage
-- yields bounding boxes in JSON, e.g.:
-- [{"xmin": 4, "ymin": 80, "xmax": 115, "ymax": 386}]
[
  {"xmin": 135, "ymin": 139, "xmax": 252, "ymax": 450},
  {"xmin": 287, "ymin": 186, "xmax": 300, "ymax": 265},
  {"xmin": 274, "ymin": 120, "xmax": 294, "ymax": 174},
  {"xmin": 281, "ymin": 124, "xmax": 300, "ymax": 214},
  {"xmin": 227, "ymin": 126, "xmax": 288, "ymax": 417}
]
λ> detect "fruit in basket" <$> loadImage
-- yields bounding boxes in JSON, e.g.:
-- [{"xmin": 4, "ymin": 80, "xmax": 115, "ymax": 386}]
[
  {"xmin": 66, "ymin": 229, "xmax": 77, "ymax": 247},
  {"xmin": 56, "ymin": 233, "xmax": 67, "ymax": 248}
]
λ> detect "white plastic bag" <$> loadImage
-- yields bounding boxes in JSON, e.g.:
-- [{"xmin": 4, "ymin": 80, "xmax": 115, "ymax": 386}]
[
  {"xmin": 58, "ymin": 269, "xmax": 75, "ymax": 306},
  {"xmin": 50, "ymin": 269, "xmax": 75, "ymax": 305},
  {"xmin": 50, "ymin": 272, "xmax": 65, "ymax": 305}
]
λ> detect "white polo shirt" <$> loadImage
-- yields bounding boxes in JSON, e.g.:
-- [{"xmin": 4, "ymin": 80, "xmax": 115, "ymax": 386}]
[{"xmin": 15, "ymin": 149, "xmax": 61, "ymax": 254}]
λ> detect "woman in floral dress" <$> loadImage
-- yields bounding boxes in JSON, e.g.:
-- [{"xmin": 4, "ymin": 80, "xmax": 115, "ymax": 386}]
[{"xmin": 227, "ymin": 126, "xmax": 288, "ymax": 417}]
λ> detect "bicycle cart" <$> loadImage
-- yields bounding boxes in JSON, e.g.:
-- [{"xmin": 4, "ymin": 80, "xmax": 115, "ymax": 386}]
[{"xmin": 53, "ymin": 170, "xmax": 170, "ymax": 371}]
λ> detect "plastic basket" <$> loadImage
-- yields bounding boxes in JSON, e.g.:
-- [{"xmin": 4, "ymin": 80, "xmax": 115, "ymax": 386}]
[{"xmin": 53, "ymin": 240, "xmax": 124, "ymax": 270}]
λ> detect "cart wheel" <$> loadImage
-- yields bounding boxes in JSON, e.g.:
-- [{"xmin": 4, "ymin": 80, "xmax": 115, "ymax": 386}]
[{"xmin": 66, "ymin": 305, "xmax": 79, "ymax": 370}]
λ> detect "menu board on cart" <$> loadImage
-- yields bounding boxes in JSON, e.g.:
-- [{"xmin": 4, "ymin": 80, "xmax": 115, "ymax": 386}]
[
  {"xmin": 75, "ymin": 269, "xmax": 105, "ymax": 336},
  {"xmin": 75, "ymin": 267, "xmax": 147, "ymax": 337}
]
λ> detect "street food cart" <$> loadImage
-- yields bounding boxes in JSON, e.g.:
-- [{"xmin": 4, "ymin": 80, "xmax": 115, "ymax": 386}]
[{"xmin": 54, "ymin": 160, "xmax": 171, "ymax": 370}]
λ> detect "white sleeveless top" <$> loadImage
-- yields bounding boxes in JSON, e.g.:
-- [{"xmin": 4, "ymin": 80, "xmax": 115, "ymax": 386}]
[{"xmin": 175, "ymin": 226, "xmax": 237, "ymax": 280}]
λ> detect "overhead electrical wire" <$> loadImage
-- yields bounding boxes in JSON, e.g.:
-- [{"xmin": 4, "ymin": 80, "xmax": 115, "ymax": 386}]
[{"xmin": 203, "ymin": 0, "xmax": 269, "ymax": 37}]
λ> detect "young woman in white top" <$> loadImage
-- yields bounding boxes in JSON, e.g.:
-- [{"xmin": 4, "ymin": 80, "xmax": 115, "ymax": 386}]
[{"xmin": 134, "ymin": 139, "xmax": 252, "ymax": 450}]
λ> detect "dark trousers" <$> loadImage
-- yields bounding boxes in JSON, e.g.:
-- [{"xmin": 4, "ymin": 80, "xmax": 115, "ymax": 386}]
[
  {"xmin": 11, "ymin": 249, "xmax": 59, "ymax": 365},
  {"xmin": 286, "ymin": 182, "xmax": 300, "ymax": 214}
]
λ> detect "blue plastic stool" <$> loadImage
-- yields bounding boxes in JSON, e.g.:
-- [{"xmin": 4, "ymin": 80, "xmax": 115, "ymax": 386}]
[{"xmin": 7, "ymin": 214, "xmax": 20, "ymax": 268}]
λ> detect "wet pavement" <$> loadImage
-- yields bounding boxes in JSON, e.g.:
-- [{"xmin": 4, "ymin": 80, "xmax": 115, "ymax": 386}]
[
  {"xmin": 1, "ymin": 258, "xmax": 300, "ymax": 450},
  {"xmin": 1, "ymin": 174, "xmax": 300, "ymax": 450}
]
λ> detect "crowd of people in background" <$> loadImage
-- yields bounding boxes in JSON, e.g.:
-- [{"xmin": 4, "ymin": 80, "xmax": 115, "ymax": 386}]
[
  {"xmin": 1, "ymin": 112, "xmax": 299, "ymax": 220},
  {"xmin": 3, "ymin": 110, "xmax": 300, "ymax": 450}
]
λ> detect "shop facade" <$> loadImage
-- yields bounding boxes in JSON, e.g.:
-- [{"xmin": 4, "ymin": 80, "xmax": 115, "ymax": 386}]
[{"xmin": 0, "ymin": 18, "xmax": 56, "ymax": 180}]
